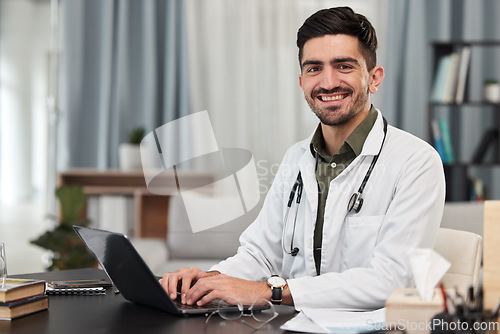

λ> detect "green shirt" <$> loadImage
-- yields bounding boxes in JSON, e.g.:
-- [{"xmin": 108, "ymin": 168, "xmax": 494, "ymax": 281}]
[{"xmin": 310, "ymin": 106, "xmax": 378, "ymax": 275}]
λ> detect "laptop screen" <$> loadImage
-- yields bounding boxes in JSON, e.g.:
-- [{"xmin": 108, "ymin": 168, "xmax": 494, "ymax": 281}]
[{"xmin": 73, "ymin": 226, "xmax": 176, "ymax": 313}]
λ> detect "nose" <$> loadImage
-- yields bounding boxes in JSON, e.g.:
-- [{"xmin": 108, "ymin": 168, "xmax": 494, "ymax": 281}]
[{"xmin": 318, "ymin": 66, "xmax": 340, "ymax": 90}]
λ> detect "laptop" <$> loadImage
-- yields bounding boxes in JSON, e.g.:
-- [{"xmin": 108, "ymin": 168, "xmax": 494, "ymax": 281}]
[{"xmin": 73, "ymin": 225, "xmax": 254, "ymax": 315}]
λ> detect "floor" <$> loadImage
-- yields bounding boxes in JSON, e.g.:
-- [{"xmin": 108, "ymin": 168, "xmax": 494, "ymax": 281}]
[{"xmin": 0, "ymin": 201, "xmax": 51, "ymax": 275}]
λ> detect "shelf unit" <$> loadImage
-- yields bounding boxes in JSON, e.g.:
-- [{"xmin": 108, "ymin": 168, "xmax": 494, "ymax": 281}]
[
  {"xmin": 428, "ymin": 40, "xmax": 500, "ymax": 202},
  {"xmin": 58, "ymin": 169, "xmax": 214, "ymax": 238}
]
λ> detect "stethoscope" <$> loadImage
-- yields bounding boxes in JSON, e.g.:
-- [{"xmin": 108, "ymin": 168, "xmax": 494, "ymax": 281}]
[{"xmin": 282, "ymin": 117, "xmax": 388, "ymax": 257}]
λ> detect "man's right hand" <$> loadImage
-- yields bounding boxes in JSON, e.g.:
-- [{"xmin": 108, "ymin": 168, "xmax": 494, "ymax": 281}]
[{"xmin": 159, "ymin": 267, "xmax": 220, "ymax": 304}]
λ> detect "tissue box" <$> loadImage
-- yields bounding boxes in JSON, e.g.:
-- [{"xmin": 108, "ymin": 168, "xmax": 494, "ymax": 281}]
[{"xmin": 385, "ymin": 288, "xmax": 444, "ymax": 334}]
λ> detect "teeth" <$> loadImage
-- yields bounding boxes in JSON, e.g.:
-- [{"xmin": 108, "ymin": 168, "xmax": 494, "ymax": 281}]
[{"xmin": 321, "ymin": 95, "xmax": 345, "ymax": 101}]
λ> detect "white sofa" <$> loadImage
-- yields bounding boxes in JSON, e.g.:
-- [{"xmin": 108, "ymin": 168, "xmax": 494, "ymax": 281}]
[
  {"xmin": 440, "ymin": 201, "xmax": 483, "ymax": 236},
  {"xmin": 131, "ymin": 195, "xmax": 257, "ymax": 275}
]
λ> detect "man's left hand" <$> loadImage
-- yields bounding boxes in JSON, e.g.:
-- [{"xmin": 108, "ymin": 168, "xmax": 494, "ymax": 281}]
[{"xmin": 184, "ymin": 274, "xmax": 271, "ymax": 306}]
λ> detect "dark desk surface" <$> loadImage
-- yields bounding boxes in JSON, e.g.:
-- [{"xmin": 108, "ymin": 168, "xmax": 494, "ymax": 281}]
[{"xmin": 0, "ymin": 268, "xmax": 298, "ymax": 334}]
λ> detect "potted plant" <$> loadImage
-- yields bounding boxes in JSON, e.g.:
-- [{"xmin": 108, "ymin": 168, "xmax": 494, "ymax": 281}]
[
  {"xmin": 484, "ymin": 79, "xmax": 500, "ymax": 103},
  {"xmin": 119, "ymin": 127, "xmax": 145, "ymax": 170},
  {"xmin": 31, "ymin": 185, "xmax": 97, "ymax": 270}
]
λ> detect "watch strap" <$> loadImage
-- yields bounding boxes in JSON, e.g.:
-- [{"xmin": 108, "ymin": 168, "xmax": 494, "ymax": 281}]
[{"xmin": 270, "ymin": 286, "xmax": 283, "ymax": 305}]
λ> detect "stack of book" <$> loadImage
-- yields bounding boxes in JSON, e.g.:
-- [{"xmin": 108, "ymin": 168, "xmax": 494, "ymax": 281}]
[
  {"xmin": 431, "ymin": 46, "xmax": 471, "ymax": 104},
  {"xmin": 431, "ymin": 118, "xmax": 454, "ymax": 164},
  {"xmin": 0, "ymin": 278, "xmax": 47, "ymax": 320}
]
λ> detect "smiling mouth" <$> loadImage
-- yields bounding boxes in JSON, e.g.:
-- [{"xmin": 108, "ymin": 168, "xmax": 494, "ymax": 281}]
[{"xmin": 318, "ymin": 93, "xmax": 349, "ymax": 102}]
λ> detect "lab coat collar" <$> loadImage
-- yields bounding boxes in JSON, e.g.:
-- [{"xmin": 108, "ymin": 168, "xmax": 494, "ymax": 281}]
[{"xmin": 359, "ymin": 109, "xmax": 386, "ymax": 156}]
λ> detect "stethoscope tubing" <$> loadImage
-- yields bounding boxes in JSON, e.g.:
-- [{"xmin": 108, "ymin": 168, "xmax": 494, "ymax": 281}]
[
  {"xmin": 282, "ymin": 172, "xmax": 302, "ymax": 256},
  {"xmin": 282, "ymin": 117, "xmax": 388, "ymax": 257}
]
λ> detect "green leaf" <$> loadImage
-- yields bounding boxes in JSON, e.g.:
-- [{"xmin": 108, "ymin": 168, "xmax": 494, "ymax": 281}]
[
  {"xmin": 129, "ymin": 127, "xmax": 145, "ymax": 144},
  {"xmin": 31, "ymin": 184, "xmax": 97, "ymax": 270},
  {"xmin": 56, "ymin": 185, "xmax": 86, "ymax": 222},
  {"xmin": 53, "ymin": 246, "xmax": 96, "ymax": 270},
  {"xmin": 30, "ymin": 224, "xmax": 74, "ymax": 252}
]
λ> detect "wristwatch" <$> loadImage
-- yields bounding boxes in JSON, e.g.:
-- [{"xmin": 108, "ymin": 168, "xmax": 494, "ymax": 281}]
[{"xmin": 267, "ymin": 275, "xmax": 287, "ymax": 305}]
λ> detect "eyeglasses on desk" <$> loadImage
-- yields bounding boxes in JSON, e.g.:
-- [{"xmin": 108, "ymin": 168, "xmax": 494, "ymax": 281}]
[{"xmin": 205, "ymin": 297, "xmax": 278, "ymax": 330}]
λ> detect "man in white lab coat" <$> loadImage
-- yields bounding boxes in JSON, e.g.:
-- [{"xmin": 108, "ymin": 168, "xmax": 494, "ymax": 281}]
[{"xmin": 160, "ymin": 6, "xmax": 445, "ymax": 310}]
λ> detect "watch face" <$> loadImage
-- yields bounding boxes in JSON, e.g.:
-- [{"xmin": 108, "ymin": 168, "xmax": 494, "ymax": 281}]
[{"xmin": 268, "ymin": 276, "xmax": 286, "ymax": 287}]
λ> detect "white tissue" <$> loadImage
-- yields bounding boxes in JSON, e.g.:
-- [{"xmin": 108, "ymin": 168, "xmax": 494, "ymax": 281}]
[{"xmin": 408, "ymin": 248, "xmax": 451, "ymax": 301}]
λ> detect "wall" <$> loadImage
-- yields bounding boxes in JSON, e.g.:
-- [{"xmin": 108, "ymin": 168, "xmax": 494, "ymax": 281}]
[{"xmin": 0, "ymin": 0, "xmax": 51, "ymax": 203}]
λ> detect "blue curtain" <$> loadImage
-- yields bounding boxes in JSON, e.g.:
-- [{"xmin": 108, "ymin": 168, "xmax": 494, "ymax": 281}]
[
  {"xmin": 57, "ymin": 0, "xmax": 190, "ymax": 169},
  {"xmin": 56, "ymin": 0, "xmax": 500, "ymax": 188}
]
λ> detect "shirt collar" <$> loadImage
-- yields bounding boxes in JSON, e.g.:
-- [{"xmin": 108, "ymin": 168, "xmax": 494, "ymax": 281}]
[{"xmin": 309, "ymin": 105, "xmax": 378, "ymax": 160}]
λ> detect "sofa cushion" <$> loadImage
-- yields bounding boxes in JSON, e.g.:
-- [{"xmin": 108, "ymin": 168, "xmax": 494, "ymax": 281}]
[
  {"xmin": 440, "ymin": 202, "xmax": 483, "ymax": 236},
  {"xmin": 153, "ymin": 259, "xmax": 222, "ymax": 275},
  {"xmin": 130, "ymin": 238, "xmax": 169, "ymax": 274},
  {"xmin": 167, "ymin": 195, "xmax": 255, "ymax": 259}
]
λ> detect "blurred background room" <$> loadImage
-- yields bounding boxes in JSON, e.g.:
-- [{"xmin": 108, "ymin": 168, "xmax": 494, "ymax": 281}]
[{"xmin": 1, "ymin": 0, "xmax": 500, "ymax": 275}]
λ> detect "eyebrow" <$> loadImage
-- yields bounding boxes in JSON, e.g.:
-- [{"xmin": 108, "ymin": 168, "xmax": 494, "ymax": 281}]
[
  {"xmin": 301, "ymin": 57, "xmax": 360, "ymax": 69},
  {"xmin": 332, "ymin": 57, "xmax": 360, "ymax": 65}
]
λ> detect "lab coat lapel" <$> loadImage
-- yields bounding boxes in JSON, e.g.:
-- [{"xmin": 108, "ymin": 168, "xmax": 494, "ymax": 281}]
[
  {"xmin": 296, "ymin": 144, "xmax": 319, "ymax": 276},
  {"xmin": 297, "ymin": 144, "xmax": 318, "ymax": 222}
]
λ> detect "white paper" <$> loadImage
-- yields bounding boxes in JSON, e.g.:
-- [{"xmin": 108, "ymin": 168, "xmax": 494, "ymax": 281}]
[
  {"xmin": 280, "ymin": 311, "xmax": 328, "ymax": 333},
  {"xmin": 280, "ymin": 308, "xmax": 386, "ymax": 334}
]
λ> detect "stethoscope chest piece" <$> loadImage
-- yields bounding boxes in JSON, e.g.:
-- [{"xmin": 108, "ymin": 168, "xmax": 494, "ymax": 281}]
[{"xmin": 347, "ymin": 192, "xmax": 363, "ymax": 213}]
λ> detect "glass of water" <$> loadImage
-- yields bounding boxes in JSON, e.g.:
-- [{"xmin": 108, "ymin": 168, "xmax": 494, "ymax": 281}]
[{"xmin": 0, "ymin": 242, "xmax": 7, "ymax": 285}]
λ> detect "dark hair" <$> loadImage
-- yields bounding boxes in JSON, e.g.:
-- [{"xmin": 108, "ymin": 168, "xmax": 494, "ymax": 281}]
[{"xmin": 297, "ymin": 7, "xmax": 377, "ymax": 70}]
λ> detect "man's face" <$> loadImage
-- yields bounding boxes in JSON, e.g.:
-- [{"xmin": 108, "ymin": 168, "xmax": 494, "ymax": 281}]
[{"xmin": 299, "ymin": 34, "xmax": 374, "ymax": 126}]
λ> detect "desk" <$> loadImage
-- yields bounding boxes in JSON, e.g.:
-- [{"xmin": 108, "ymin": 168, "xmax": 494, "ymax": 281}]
[{"xmin": 1, "ymin": 269, "xmax": 297, "ymax": 334}]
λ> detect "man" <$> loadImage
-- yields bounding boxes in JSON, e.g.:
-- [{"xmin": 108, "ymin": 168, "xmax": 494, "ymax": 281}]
[{"xmin": 160, "ymin": 6, "xmax": 445, "ymax": 310}]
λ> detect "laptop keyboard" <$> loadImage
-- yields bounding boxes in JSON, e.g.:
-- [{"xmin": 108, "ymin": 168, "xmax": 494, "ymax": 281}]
[
  {"xmin": 175, "ymin": 300, "xmax": 219, "ymax": 310},
  {"xmin": 173, "ymin": 293, "xmax": 220, "ymax": 310}
]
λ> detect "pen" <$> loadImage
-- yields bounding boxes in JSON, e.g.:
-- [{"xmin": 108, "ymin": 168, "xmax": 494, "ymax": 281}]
[
  {"xmin": 439, "ymin": 282, "xmax": 448, "ymax": 313},
  {"xmin": 453, "ymin": 288, "xmax": 466, "ymax": 321},
  {"xmin": 475, "ymin": 286, "xmax": 483, "ymax": 313},
  {"xmin": 465, "ymin": 285, "xmax": 473, "ymax": 312}
]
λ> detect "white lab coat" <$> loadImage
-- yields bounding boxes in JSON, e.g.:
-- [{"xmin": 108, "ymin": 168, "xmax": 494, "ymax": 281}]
[{"xmin": 211, "ymin": 110, "xmax": 445, "ymax": 310}]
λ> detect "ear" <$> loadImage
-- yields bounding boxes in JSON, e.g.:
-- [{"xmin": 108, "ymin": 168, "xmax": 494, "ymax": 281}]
[
  {"xmin": 299, "ymin": 73, "xmax": 303, "ymax": 89},
  {"xmin": 368, "ymin": 65, "xmax": 384, "ymax": 94}
]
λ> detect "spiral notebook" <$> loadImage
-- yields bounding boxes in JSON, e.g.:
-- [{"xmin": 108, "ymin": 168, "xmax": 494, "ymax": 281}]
[{"xmin": 45, "ymin": 286, "xmax": 106, "ymax": 295}]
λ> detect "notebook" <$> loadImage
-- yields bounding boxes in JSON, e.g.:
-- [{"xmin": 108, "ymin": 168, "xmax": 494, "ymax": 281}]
[
  {"xmin": 46, "ymin": 287, "xmax": 106, "ymax": 295},
  {"xmin": 73, "ymin": 226, "xmax": 263, "ymax": 315}
]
